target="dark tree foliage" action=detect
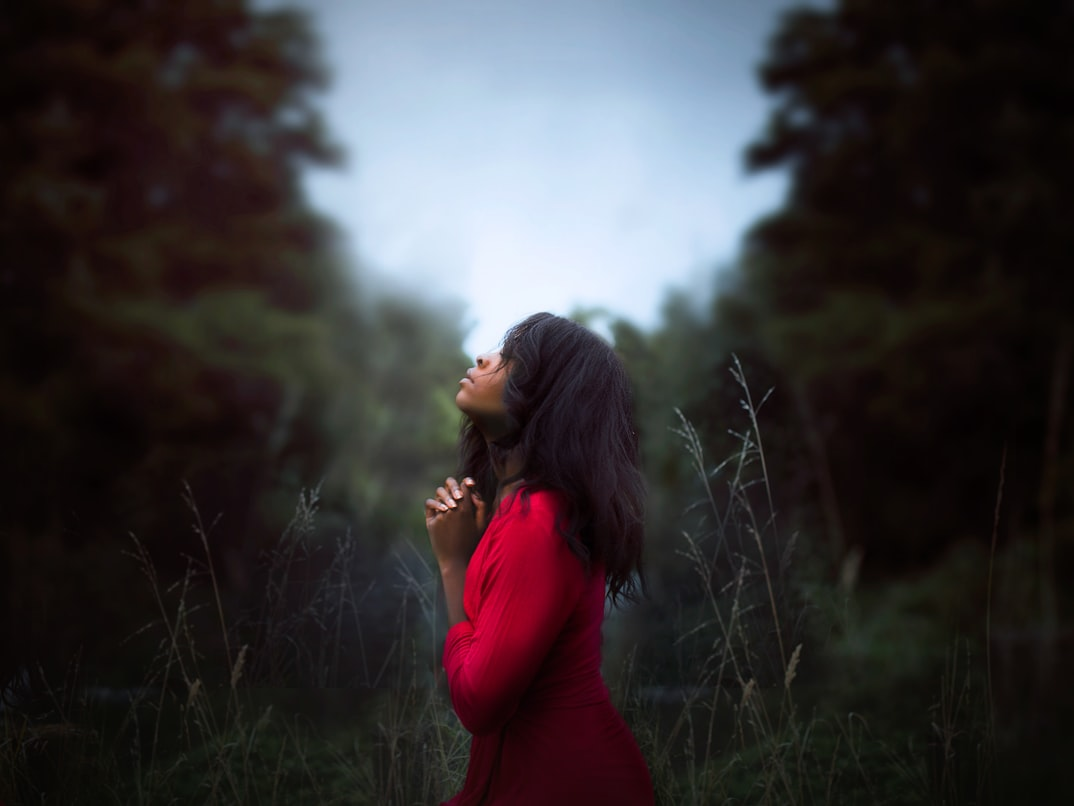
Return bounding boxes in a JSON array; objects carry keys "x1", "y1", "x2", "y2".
[
  {"x1": 2, "y1": 0, "x2": 338, "y2": 532},
  {"x1": 0, "y1": 1, "x2": 466, "y2": 683},
  {"x1": 741, "y1": 0, "x2": 1074, "y2": 568}
]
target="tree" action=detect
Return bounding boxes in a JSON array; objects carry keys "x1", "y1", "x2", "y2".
[
  {"x1": 0, "y1": 0, "x2": 467, "y2": 682},
  {"x1": 741, "y1": 0, "x2": 1074, "y2": 570}
]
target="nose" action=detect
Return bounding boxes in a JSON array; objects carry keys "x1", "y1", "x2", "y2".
[{"x1": 475, "y1": 353, "x2": 488, "y2": 369}]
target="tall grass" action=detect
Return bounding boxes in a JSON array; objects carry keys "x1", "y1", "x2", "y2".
[
  {"x1": 0, "y1": 360, "x2": 1019, "y2": 804},
  {"x1": 0, "y1": 486, "x2": 469, "y2": 805},
  {"x1": 614, "y1": 357, "x2": 998, "y2": 805}
]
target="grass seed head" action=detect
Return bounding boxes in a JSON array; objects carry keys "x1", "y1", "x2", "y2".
[{"x1": 784, "y1": 643, "x2": 803, "y2": 691}]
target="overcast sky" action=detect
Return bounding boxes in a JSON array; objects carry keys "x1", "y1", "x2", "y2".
[{"x1": 286, "y1": 0, "x2": 810, "y2": 354}]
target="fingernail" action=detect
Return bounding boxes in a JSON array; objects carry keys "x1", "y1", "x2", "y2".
[{"x1": 464, "y1": 477, "x2": 475, "y2": 485}]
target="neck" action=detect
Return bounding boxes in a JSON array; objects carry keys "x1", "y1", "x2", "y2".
[
  {"x1": 491, "y1": 445, "x2": 523, "y2": 484},
  {"x1": 468, "y1": 415, "x2": 525, "y2": 497}
]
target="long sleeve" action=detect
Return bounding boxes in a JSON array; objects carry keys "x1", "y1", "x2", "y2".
[{"x1": 442, "y1": 492, "x2": 585, "y2": 736}]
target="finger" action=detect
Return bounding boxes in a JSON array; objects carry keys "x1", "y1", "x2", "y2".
[
  {"x1": 436, "y1": 486, "x2": 458, "y2": 509},
  {"x1": 468, "y1": 477, "x2": 485, "y2": 502},
  {"x1": 445, "y1": 476, "x2": 464, "y2": 500},
  {"x1": 461, "y1": 478, "x2": 481, "y2": 503},
  {"x1": 425, "y1": 497, "x2": 449, "y2": 516}
]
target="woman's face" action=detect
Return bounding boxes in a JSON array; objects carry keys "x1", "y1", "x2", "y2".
[{"x1": 456, "y1": 351, "x2": 510, "y2": 434}]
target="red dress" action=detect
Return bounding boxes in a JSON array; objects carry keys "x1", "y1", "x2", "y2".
[{"x1": 442, "y1": 489, "x2": 653, "y2": 805}]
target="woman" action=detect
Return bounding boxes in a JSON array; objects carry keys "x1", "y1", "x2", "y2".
[{"x1": 425, "y1": 312, "x2": 653, "y2": 805}]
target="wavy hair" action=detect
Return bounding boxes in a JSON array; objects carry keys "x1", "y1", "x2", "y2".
[{"x1": 458, "y1": 312, "x2": 645, "y2": 604}]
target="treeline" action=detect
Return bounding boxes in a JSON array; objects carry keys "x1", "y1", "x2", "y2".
[
  {"x1": 621, "y1": 0, "x2": 1073, "y2": 597},
  {"x1": 0, "y1": 1, "x2": 466, "y2": 686},
  {"x1": 2, "y1": 0, "x2": 1071, "y2": 699},
  {"x1": 614, "y1": 0, "x2": 1074, "y2": 696}
]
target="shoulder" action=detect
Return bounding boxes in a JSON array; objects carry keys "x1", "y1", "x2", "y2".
[
  {"x1": 495, "y1": 487, "x2": 562, "y2": 529},
  {"x1": 480, "y1": 488, "x2": 583, "y2": 581},
  {"x1": 482, "y1": 488, "x2": 567, "y2": 554}
]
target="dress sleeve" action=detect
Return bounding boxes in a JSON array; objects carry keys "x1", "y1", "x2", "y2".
[{"x1": 442, "y1": 495, "x2": 584, "y2": 736}]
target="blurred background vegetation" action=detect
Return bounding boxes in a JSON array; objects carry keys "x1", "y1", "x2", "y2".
[
  {"x1": 1, "y1": 0, "x2": 469, "y2": 688},
  {"x1": 1, "y1": 0, "x2": 1071, "y2": 802}
]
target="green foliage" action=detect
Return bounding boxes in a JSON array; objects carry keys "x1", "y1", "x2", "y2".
[
  {"x1": 0, "y1": 487, "x2": 468, "y2": 806},
  {"x1": 4, "y1": 387, "x2": 1070, "y2": 804},
  {"x1": 607, "y1": 386, "x2": 1017, "y2": 805},
  {"x1": 4, "y1": 0, "x2": 1072, "y2": 800},
  {"x1": 733, "y1": 0, "x2": 1074, "y2": 565},
  {"x1": 611, "y1": 282, "x2": 806, "y2": 599},
  {"x1": 0, "y1": 0, "x2": 468, "y2": 688}
]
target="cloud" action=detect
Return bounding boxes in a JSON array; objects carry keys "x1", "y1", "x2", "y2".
[{"x1": 290, "y1": 0, "x2": 795, "y2": 353}]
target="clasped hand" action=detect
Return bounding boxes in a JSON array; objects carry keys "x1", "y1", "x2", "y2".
[{"x1": 425, "y1": 476, "x2": 487, "y2": 571}]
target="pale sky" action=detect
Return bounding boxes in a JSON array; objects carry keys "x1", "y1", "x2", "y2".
[{"x1": 284, "y1": 0, "x2": 808, "y2": 355}]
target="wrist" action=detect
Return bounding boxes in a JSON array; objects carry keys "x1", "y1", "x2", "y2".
[
  {"x1": 439, "y1": 560, "x2": 468, "y2": 579},
  {"x1": 439, "y1": 561, "x2": 469, "y2": 627}
]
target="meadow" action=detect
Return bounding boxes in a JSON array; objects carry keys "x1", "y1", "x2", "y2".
[{"x1": 2, "y1": 372, "x2": 1067, "y2": 805}]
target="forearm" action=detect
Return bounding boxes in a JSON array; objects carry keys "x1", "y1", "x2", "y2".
[{"x1": 440, "y1": 562, "x2": 469, "y2": 627}]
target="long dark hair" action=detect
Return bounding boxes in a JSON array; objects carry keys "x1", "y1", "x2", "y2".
[{"x1": 459, "y1": 312, "x2": 645, "y2": 604}]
